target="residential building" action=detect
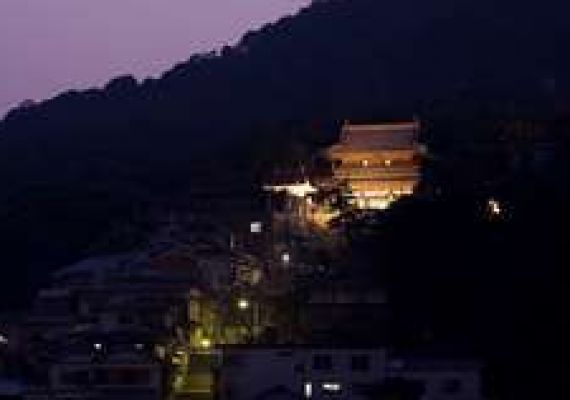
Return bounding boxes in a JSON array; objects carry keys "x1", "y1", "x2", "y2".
[{"x1": 218, "y1": 347, "x2": 482, "y2": 400}]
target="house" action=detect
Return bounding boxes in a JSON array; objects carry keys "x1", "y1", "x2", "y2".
[{"x1": 218, "y1": 346, "x2": 482, "y2": 400}]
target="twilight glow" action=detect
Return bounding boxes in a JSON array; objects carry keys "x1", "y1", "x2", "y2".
[{"x1": 0, "y1": 0, "x2": 311, "y2": 115}]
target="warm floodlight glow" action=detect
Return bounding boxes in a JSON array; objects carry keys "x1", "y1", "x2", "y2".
[
  {"x1": 200, "y1": 338, "x2": 212, "y2": 349},
  {"x1": 264, "y1": 181, "x2": 317, "y2": 198}
]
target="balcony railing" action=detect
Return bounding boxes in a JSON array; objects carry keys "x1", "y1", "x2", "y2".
[{"x1": 333, "y1": 166, "x2": 420, "y2": 180}]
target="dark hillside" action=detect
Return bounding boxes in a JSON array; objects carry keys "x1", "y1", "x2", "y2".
[{"x1": 1, "y1": 0, "x2": 569, "y2": 308}]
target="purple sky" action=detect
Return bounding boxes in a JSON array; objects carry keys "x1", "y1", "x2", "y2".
[{"x1": 0, "y1": 0, "x2": 310, "y2": 116}]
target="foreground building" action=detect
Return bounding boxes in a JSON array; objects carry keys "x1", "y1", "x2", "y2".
[
  {"x1": 27, "y1": 330, "x2": 164, "y2": 400},
  {"x1": 19, "y1": 213, "x2": 277, "y2": 400},
  {"x1": 21, "y1": 252, "x2": 211, "y2": 400},
  {"x1": 218, "y1": 346, "x2": 482, "y2": 400},
  {"x1": 326, "y1": 121, "x2": 422, "y2": 210}
]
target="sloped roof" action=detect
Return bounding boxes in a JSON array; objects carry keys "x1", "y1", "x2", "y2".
[
  {"x1": 53, "y1": 253, "x2": 138, "y2": 279},
  {"x1": 330, "y1": 122, "x2": 419, "y2": 152}
]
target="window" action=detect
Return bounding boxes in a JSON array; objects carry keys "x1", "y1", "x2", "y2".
[
  {"x1": 94, "y1": 368, "x2": 110, "y2": 385},
  {"x1": 60, "y1": 370, "x2": 89, "y2": 386},
  {"x1": 276, "y1": 350, "x2": 293, "y2": 357},
  {"x1": 350, "y1": 355, "x2": 370, "y2": 372},
  {"x1": 94, "y1": 368, "x2": 151, "y2": 386},
  {"x1": 322, "y1": 382, "x2": 342, "y2": 393},
  {"x1": 313, "y1": 354, "x2": 333, "y2": 371},
  {"x1": 224, "y1": 354, "x2": 244, "y2": 367},
  {"x1": 120, "y1": 368, "x2": 151, "y2": 385},
  {"x1": 441, "y1": 379, "x2": 462, "y2": 394}
]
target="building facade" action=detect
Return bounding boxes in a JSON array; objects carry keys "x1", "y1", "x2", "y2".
[
  {"x1": 327, "y1": 122, "x2": 422, "y2": 210},
  {"x1": 218, "y1": 347, "x2": 482, "y2": 400}
]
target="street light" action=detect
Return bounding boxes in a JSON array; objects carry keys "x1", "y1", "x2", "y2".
[
  {"x1": 237, "y1": 298, "x2": 250, "y2": 310},
  {"x1": 200, "y1": 338, "x2": 212, "y2": 349}
]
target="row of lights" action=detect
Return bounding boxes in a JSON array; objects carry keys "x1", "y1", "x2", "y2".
[{"x1": 361, "y1": 159, "x2": 392, "y2": 167}]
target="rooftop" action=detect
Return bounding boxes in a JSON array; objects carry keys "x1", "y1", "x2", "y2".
[{"x1": 329, "y1": 121, "x2": 420, "y2": 152}]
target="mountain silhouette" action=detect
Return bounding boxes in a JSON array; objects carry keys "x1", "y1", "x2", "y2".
[{"x1": 0, "y1": 0, "x2": 569, "y2": 307}]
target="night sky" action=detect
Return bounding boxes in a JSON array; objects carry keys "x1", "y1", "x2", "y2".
[{"x1": 0, "y1": 0, "x2": 310, "y2": 115}]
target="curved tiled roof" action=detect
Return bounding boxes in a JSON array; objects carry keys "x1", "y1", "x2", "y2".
[{"x1": 331, "y1": 122, "x2": 419, "y2": 152}]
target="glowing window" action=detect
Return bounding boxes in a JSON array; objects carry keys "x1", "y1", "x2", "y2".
[
  {"x1": 322, "y1": 382, "x2": 342, "y2": 393},
  {"x1": 250, "y1": 221, "x2": 262, "y2": 233}
]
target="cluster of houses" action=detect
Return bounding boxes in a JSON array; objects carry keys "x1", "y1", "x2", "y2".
[{"x1": 1, "y1": 122, "x2": 484, "y2": 400}]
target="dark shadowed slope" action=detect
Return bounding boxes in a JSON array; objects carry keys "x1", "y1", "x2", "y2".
[{"x1": 0, "y1": 0, "x2": 569, "y2": 308}]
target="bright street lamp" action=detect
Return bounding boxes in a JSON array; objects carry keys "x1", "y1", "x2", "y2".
[{"x1": 237, "y1": 298, "x2": 250, "y2": 310}]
